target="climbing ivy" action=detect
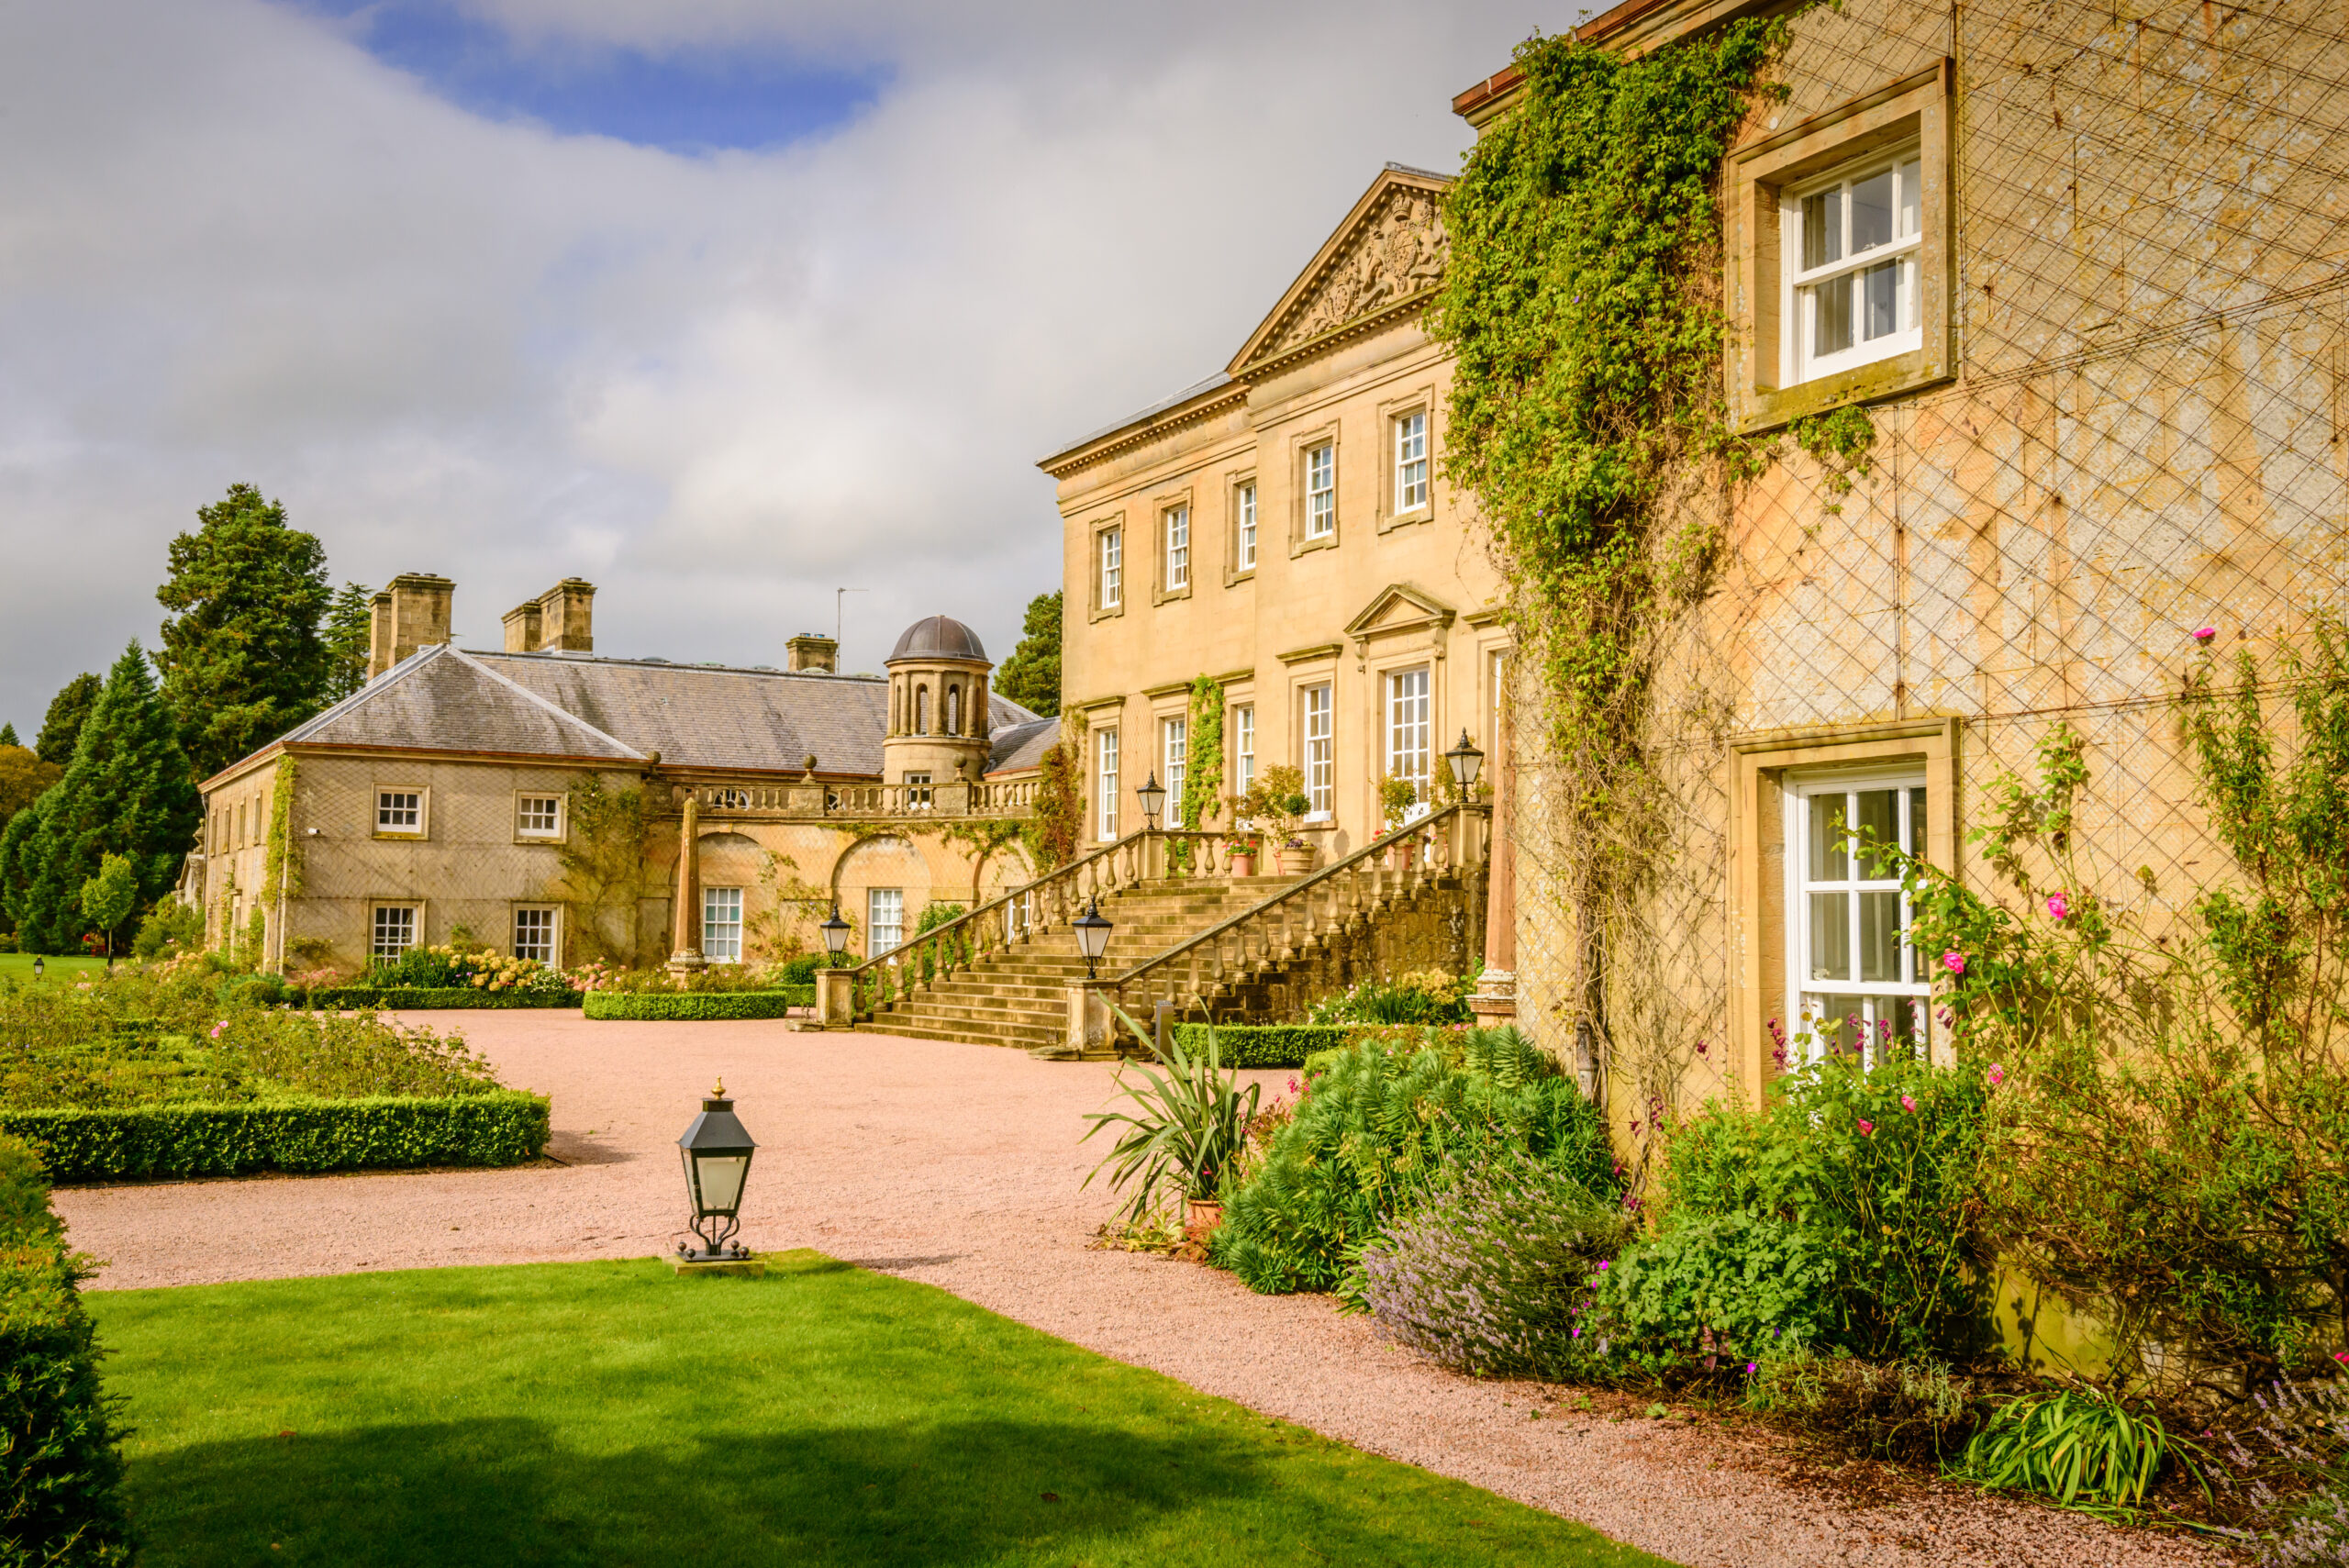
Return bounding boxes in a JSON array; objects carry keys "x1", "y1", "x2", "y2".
[
  {"x1": 1182, "y1": 675, "x2": 1225, "y2": 833},
  {"x1": 260, "y1": 757, "x2": 301, "y2": 905}
]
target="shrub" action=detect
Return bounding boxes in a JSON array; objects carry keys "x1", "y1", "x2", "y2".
[
  {"x1": 1742, "y1": 1344, "x2": 1984, "y2": 1464},
  {"x1": 1592, "y1": 1211, "x2": 1836, "y2": 1377},
  {"x1": 304, "y1": 986, "x2": 583, "y2": 1011},
  {"x1": 0, "y1": 1134, "x2": 130, "y2": 1563},
  {"x1": 1209, "y1": 1029, "x2": 1615, "y2": 1295},
  {"x1": 583, "y1": 989, "x2": 808, "y2": 1021},
  {"x1": 1, "y1": 1093, "x2": 550, "y2": 1184},
  {"x1": 2219, "y1": 1373, "x2": 2349, "y2": 1564},
  {"x1": 1169, "y1": 1023, "x2": 1367, "y2": 1069},
  {"x1": 1082, "y1": 1018, "x2": 1259, "y2": 1225},
  {"x1": 1305, "y1": 970, "x2": 1475, "y2": 1027},
  {"x1": 129, "y1": 898, "x2": 203, "y2": 960},
  {"x1": 1360, "y1": 1140, "x2": 1632, "y2": 1378},
  {"x1": 1954, "y1": 1385, "x2": 2172, "y2": 1509}
]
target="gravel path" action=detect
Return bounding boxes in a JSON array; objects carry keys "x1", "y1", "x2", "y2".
[{"x1": 55, "y1": 1013, "x2": 2221, "y2": 1568}]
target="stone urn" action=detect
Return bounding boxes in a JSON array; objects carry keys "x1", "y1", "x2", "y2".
[
  {"x1": 1185, "y1": 1197, "x2": 1224, "y2": 1244},
  {"x1": 1275, "y1": 845, "x2": 1316, "y2": 875}
]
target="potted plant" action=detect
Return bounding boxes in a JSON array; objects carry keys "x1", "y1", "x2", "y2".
[
  {"x1": 1230, "y1": 764, "x2": 1316, "y2": 875},
  {"x1": 1081, "y1": 1012, "x2": 1259, "y2": 1247},
  {"x1": 1379, "y1": 775, "x2": 1421, "y2": 869},
  {"x1": 1228, "y1": 831, "x2": 1262, "y2": 877}
]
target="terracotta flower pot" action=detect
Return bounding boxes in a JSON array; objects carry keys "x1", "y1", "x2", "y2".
[
  {"x1": 1230, "y1": 852, "x2": 1258, "y2": 877},
  {"x1": 1276, "y1": 847, "x2": 1316, "y2": 875},
  {"x1": 1386, "y1": 839, "x2": 1417, "y2": 872},
  {"x1": 1185, "y1": 1197, "x2": 1224, "y2": 1243}
]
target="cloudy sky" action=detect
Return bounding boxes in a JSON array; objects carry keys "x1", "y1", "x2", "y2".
[{"x1": 0, "y1": 0, "x2": 1554, "y2": 736}]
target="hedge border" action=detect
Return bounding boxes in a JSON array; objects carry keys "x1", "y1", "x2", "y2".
[
  {"x1": 0, "y1": 1092, "x2": 551, "y2": 1184},
  {"x1": 583, "y1": 988, "x2": 813, "y2": 1021},
  {"x1": 303, "y1": 987, "x2": 584, "y2": 1010},
  {"x1": 1168, "y1": 1023, "x2": 1375, "y2": 1069}
]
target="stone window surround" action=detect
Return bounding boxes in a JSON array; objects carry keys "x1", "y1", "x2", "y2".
[
  {"x1": 1087, "y1": 513, "x2": 1127, "y2": 622},
  {"x1": 1725, "y1": 61, "x2": 1954, "y2": 434},
  {"x1": 1277, "y1": 650, "x2": 1339, "y2": 823},
  {"x1": 1289, "y1": 420, "x2": 1341, "y2": 556},
  {"x1": 369, "y1": 899, "x2": 424, "y2": 960},
  {"x1": 1152, "y1": 486, "x2": 1196, "y2": 606},
  {"x1": 373, "y1": 784, "x2": 429, "y2": 841},
  {"x1": 1464, "y1": 612, "x2": 1512, "y2": 751},
  {"x1": 510, "y1": 902, "x2": 562, "y2": 963},
  {"x1": 1224, "y1": 467, "x2": 1260, "y2": 586},
  {"x1": 1728, "y1": 718, "x2": 1960, "y2": 1109},
  {"x1": 1375, "y1": 385, "x2": 1438, "y2": 532},
  {"x1": 513, "y1": 790, "x2": 567, "y2": 844}
]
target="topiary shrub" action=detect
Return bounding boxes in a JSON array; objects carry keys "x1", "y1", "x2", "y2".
[
  {"x1": 2, "y1": 1092, "x2": 551, "y2": 1183},
  {"x1": 0, "y1": 1133, "x2": 130, "y2": 1563},
  {"x1": 583, "y1": 989, "x2": 809, "y2": 1021},
  {"x1": 304, "y1": 986, "x2": 584, "y2": 1011},
  {"x1": 1168, "y1": 1023, "x2": 1367, "y2": 1069}
]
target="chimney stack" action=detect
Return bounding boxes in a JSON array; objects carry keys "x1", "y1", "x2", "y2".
[
  {"x1": 535, "y1": 579, "x2": 596, "y2": 652},
  {"x1": 366, "y1": 573, "x2": 455, "y2": 681},
  {"x1": 785, "y1": 633, "x2": 839, "y2": 673},
  {"x1": 501, "y1": 600, "x2": 542, "y2": 652}
]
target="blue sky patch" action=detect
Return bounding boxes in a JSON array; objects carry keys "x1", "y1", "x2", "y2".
[{"x1": 293, "y1": 1, "x2": 887, "y2": 153}]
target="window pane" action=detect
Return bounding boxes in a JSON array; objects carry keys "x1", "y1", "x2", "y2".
[
  {"x1": 1809, "y1": 891, "x2": 1851, "y2": 980},
  {"x1": 1811, "y1": 273, "x2": 1854, "y2": 357},
  {"x1": 1859, "y1": 889, "x2": 1903, "y2": 982},
  {"x1": 1854, "y1": 788, "x2": 1899, "y2": 878},
  {"x1": 1807, "y1": 794, "x2": 1849, "y2": 881},
  {"x1": 1862, "y1": 258, "x2": 1902, "y2": 342},
  {"x1": 1852, "y1": 165, "x2": 1894, "y2": 252},
  {"x1": 1908, "y1": 787, "x2": 1926, "y2": 856},
  {"x1": 1305, "y1": 685, "x2": 1333, "y2": 814},
  {"x1": 1802, "y1": 186, "x2": 1842, "y2": 268},
  {"x1": 1898, "y1": 158, "x2": 1920, "y2": 238}
]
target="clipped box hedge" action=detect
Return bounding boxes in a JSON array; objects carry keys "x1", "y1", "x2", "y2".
[
  {"x1": 0, "y1": 1092, "x2": 551, "y2": 1185},
  {"x1": 583, "y1": 987, "x2": 813, "y2": 1022},
  {"x1": 1168, "y1": 1023, "x2": 1370, "y2": 1069},
  {"x1": 0, "y1": 1134, "x2": 132, "y2": 1564},
  {"x1": 303, "y1": 986, "x2": 584, "y2": 1010}
]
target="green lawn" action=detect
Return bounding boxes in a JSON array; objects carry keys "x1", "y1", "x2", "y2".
[
  {"x1": 90, "y1": 1253, "x2": 1671, "y2": 1568},
  {"x1": 0, "y1": 952, "x2": 108, "y2": 981}
]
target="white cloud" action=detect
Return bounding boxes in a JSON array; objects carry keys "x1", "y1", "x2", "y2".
[{"x1": 0, "y1": 0, "x2": 1537, "y2": 723}]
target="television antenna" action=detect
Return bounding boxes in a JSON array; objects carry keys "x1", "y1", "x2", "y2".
[{"x1": 836, "y1": 587, "x2": 868, "y2": 647}]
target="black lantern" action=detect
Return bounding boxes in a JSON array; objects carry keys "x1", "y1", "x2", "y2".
[
  {"x1": 676, "y1": 1080, "x2": 757, "y2": 1262},
  {"x1": 1135, "y1": 771, "x2": 1165, "y2": 830},
  {"x1": 30, "y1": 956, "x2": 42, "y2": 981},
  {"x1": 1444, "y1": 730, "x2": 1486, "y2": 795},
  {"x1": 820, "y1": 903, "x2": 852, "y2": 960},
  {"x1": 1073, "y1": 897, "x2": 1113, "y2": 981}
]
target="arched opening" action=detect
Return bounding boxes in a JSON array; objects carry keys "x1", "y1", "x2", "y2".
[
  {"x1": 916, "y1": 684, "x2": 930, "y2": 735},
  {"x1": 945, "y1": 684, "x2": 963, "y2": 736}
]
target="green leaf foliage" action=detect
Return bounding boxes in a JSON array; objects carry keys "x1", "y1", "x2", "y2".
[
  {"x1": 0, "y1": 725, "x2": 14, "y2": 749},
  {"x1": 994, "y1": 590, "x2": 1062, "y2": 717},
  {"x1": 33, "y1": 674, "x2": 99, "y2": 768},
  {"x1": 1954, "y1": 1386, "x2": 2171, "y2": 1511},
  {"x1": 2, "y1": 643, "x2": 201, "y2": 956},
  {"x1": 1168, "y1": 1023, "x2": 1371, "y2": 1069},
  {"x1": 0, "y1": 743, "x2": 61, "y2": 840},
  {"x1": 1593, "y1": 1211, "x2": 1836, "y2": 1376},
  {"x1": 1082, "y1": 1011, "x2": 1261, "y2": 1223},
  {"x1": 303, "y1": 987, "x2": 584, "y2": 1011},
  {"x1": 582, "y1": 989, "x2": 808, "y2": 1021},
  {"x1": 0, "y1": 1094, "x2": 550, "y2": 1184},
  {"x1": 0, "y1": 1133, "x2": 131, "y2": 1564},
  {"x1": 152, "y1": 482, "x2": 334, "y2": 780},
  {"x1": 77, "y1": 853, "x2": 139, "y2": 956}
]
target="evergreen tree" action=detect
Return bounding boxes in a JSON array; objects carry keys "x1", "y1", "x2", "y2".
[
  {"x1": 995, "y1": 591, "x2": 1063, "y2": 717},
  {"x1": 154, "y1": 482, "x2": 331, "y2": 781},
  {"x1": 2, "y1": 644, "x2": 200, "y2": 954},
  {"x1": 319, "y1": 581, "x2": 375, "y2": 704},
  {"x1": 0, "y1": 724, "x2": 16, "y2": 748},
  {"x1": 34, "y1": 673, "x2": 99, "y2": 764}
]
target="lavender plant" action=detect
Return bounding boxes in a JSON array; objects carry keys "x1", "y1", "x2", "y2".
[{"x1": 2220, "y1": 1374, "x2": 2349, "y2": 1564}]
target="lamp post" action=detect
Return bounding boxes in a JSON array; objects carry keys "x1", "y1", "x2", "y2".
[
  {"x1": 1136, "y1": 772, "x2": 1165, "y2": 832},
  {"x1": 1444, "y1": 730, "x2": 1486, "y2": 797},
  {"x1": 675, "y1": 1080, "x2": 757, "y2": 1267},
  {"x1": 31, "y1": 956, "x2": 42, "y2": 981},
  {"x1": 820, "y1": 903, "x2": 852, "y2": 962},
  {"x1": 1073, "y1": 897, "x2": 1113, "y2": 981}
]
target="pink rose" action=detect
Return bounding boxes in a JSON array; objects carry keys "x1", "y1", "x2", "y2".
[
  {"x1": 1857, "y1": 1118, "x2": 1876, "y2": 1136},
  {"x1": 2193, "y1": 627, "x2": 2217, "y2": 642},
  {"x1": 1942, "y1": 951, "x2": 1965, "y2": 975},
  {"x1": 1987, "y1": 1062, "x2": 2006, "y2": 1087},
  {"x1": 2046, "y1": 891, "x2": 2070, "y2": 920},
  {"x1": 1900, "y1": 1094, "x2": 1918, "y2": 1113}
]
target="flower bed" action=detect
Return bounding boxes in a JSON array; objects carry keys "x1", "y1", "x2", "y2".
[{"x1": 583, "y1": 988, "x2": 812, "y2": 1021}]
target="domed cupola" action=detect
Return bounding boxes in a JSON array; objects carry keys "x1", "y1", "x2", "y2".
[{"x1": 882, "y1": 616, "x2": 994, "y2": 790}]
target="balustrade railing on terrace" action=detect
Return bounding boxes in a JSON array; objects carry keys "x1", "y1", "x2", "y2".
[
  {"x1": 1107, "y1": 803, "x2": 1487, "y2": 1021},
  {"x1": 673, "y1": 777, "x2": 1038, "y2": 819}
]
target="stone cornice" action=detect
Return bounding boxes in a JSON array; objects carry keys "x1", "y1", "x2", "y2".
[
  {"x1": 1277, "y1": 642, "x2": 1343, "y2": 666},
  {"x1": 1037, "y1": 381, "x2": 1252, "y2": 481}
]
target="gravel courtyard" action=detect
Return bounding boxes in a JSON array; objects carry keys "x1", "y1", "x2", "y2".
[{"x1": 54, "y1": 1012, "x2": 2216, "y2": 1568}]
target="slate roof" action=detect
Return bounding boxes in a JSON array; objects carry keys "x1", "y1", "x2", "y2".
[
  {"x1": 250, "y1": 644, "x2": 1046, "y2": 781},
  {"x1": 985, "y1": 717, "x2": 1059, "y2": 777}
]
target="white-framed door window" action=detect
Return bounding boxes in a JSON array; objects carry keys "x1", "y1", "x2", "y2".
[
  {"x1": 1302, "y1": 684, "x2": 1333, "y2": 818},
  {"x1": 1163, "y1": 717, "x2": 1187, "y2": 829},
  {"x1": 702, "y1": 886, "x2": 743, "y2": 962},
  {"x1": 1096, "y1": 727, "x2": 1119, "y2": 840},
  {"x1": 1233, "y1": 705, "x2": 1255, "y2": 795},
  {"x1": 1386, "y1": 666, "x2": 1431, "y2": 815},
  {"x1": 1785, "y1": 772, "x2": 1931, "y2": 1065},
  {"x1": 868, "y1": 887, "x2": 905, "y2": 955},
  {"x1": 1393, "y1": 410, "x2": 1429, "y2": 512},
  {"x1": 1783, "y1": 148, "x2": 1923, "y2": 386},
  {"x1": 1164, "y1": 506, "x2": 1189, "y2": 592}
]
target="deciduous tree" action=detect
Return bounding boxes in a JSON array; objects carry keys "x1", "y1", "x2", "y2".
[{"x1": 0, "y1": 746, "x2": 61, "y2": 837}]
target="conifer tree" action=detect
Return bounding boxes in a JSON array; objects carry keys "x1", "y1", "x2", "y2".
[
  {"x1": 34, "y1": 673, "x2": 99, "y2": 764},
  {"x1": 2, "y1": 645, "x2": 200, "y2": 954},
  {"x1": 154, "y1": 483, "x2": 332, "y2": 781},
  {"x1": 0, "y1": 724, "x2": 16, "y2": 748},
  {"x1": 995, "y1": 591, "x2": 1063, "y2": 717},
  {"x1": 319, "y1": 582, "x2": 375, "y2": 704}
]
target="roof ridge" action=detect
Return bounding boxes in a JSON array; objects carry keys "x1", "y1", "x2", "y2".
[
  {"x1": 276, "y1": 641, "x2": 451, "y2": 746},
  {"x1": 445, "y1": 648, "x2": 647, "y2": 761}
]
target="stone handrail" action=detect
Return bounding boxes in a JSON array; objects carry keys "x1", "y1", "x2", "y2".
[{"x1": 1107, "y1": 804, "x2": 1487, "y2": 1020}]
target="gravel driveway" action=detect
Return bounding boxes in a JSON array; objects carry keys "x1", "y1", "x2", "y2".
[{"x1": 53, "y1": 1012, "x2": 2221, "y2": 1568}]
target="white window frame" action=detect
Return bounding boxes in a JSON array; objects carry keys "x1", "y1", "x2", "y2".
[
  {"x1": 1386, "y1": 666, "x2": 1431, "y2": 816},
  {"x1": 1236, "y1": 482, "x2": 1257, "y2": 573},
  {"x1": 370, "y1": 904, "x2": 419, "y2": 961},
  {"x1": 512, "y1": 906, "x2": 559, "y2": 963},
  {"x1": 516, "y1": 794, "x2": 563, "y2": 840},
  {"x1": 1302, "y1": 684, "x2": 1333, "y2": 819},
  {"x1": 1163, "y1": 717, "x2": 1188, "y2": 830},
  {"x1": 702, "y1": 885, "x2": 744, "y2": 963},
  {"x1": 1304, "y1": 444, "x2": 1336, "y2": 539},
  {"x1": 1100, "y1": 527, "x2": 1123, "y2": 609},
  {"x1": 902, "y1": 771, "x2": 932, "y2": 811},
  {"x1": 1163, "y1": 506, "x2": 1189, "y2": 593},
  {"x1": 1233, "y1": 704, "x2": 1255, "y2": 795},
  {"x1": 1782, "y1": 146, "x2": 1924, "y2": 387},
  {"x1": 1784, "y1": 769, "x2": 1932, "y2": 1066},
  {"x1": 868, "y1": 887, "x2": 905, "y2": 956},
  {"x1": 374, "y1": 788, "x2": 424, "y2": 836},
  {"x1": 1393, "y1": 410, "x2": 1429, "y2": 513},
  {"x1": 1096, "y1": 727, "x2": 1119, "y2": 841}
]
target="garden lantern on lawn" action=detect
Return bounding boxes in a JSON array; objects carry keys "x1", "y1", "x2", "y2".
[
  {"x1": 1074, "y1": 898, "x2": 1113, "y2": 981},
  {"x1": 676, "y1": 1081, "x2": 757, "y2": 1262},
  {"x1": 820, "y1": 904, "x2": 852, "y2": 961},
  {"x1": 30, "y1": 956, "x2": 42, "y2": 981},
  {"x1": 1444, "y1": 731, "x2": 1485, "y2": 796},
  {"x1": 1136, "y1": 772, "x2": 1165, "y2": 831}
]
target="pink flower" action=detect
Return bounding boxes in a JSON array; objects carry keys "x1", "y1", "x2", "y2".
[
  {"x1": 2193, "y1": 626, "x2": 2217, "y2": 642},
  {"x1": 2046, "y1": 891, "x2": 2070, "y2": 920},
  {"x1": 2333, "y1": 1351, "x2": 2349, "y2": 1366},
  {"x1": 1745, "y1": 1361, "x2": 1758, "y2": 1373},
  {"x1": 1900, "y1": 1094, "x2": 1918, "y2": 1113},
  {"x1": 1596, "y1": 1259, "x2": 1610, "y2": 1271},
  {"x1": 1987, "y1": 1062, "x2": 2006, "y2": 1087},
  {"x1": 209, "y1": 1021, "x2": 227, "y2": 1040},
  {"x1": 1857, "y1": 1118, "x2": 1876, "y2": 1136},
  {"x1": 1942, "y1": 951, "x2": 1965, "y2": 975}
]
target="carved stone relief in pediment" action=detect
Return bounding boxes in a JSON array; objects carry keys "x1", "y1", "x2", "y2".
[{"x1": 1266, "y1": 185, "x2": 1449, "y2": 357}]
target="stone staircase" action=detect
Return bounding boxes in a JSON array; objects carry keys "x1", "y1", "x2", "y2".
[{"x1": 850, "y1": 875, "x2": 1301, "y2": 1051}]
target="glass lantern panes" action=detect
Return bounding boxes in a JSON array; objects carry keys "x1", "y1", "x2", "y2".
[
  {"x1": 1789, "y1": 777, "x2": 1929, "y2": 1066},
  {"x1": 1787, "y1": 150, "x2": 1922, "y2": 384}
]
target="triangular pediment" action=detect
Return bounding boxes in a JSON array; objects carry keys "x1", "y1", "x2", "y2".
[
  {"x1": 1228, "y1": 165, "x2": 1453, "y2": 376},
  {"x1": 1344, "y1": 583, "x2": 1457, "y2": 642}
]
